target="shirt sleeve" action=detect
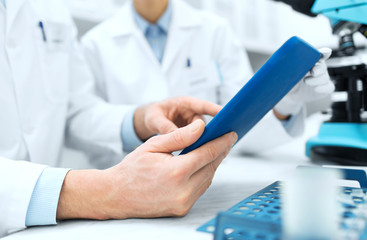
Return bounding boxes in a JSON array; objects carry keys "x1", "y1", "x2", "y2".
[
  {"x1": 121, "y1": 108, "x2": 144, "y2": 153},
  {"x1": 25, "y1": 168, "x2": 70, "y2": 226},
  {"x1": 280, "y1": 106, "x2": 306, "y2": 137}
]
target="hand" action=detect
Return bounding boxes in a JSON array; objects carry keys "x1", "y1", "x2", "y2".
[
  {"x1": 56, "y1": 120, "x2": 237, "y2": 220},
  {"x1": 274, "y1": 48, "x2": 335, "y2": 118},
  {"x1": 134, "y1": 96, "x2": 222, "y2": 141}
]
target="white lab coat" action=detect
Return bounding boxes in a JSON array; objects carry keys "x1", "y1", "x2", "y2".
[
  {"x1": 0, "y1": 0, "x2": 130, "y2": 236},
  {"x1": 81, "y1": 0, "x2": 305, "y2": 155}
]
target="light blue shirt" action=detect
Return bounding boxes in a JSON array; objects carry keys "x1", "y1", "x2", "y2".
[
  {"x1": 0, "y1": 0, "x2": 5, "y2": 8},
  {"x1": 132, "y1": 2, "x2": 172, "y2": 62}
]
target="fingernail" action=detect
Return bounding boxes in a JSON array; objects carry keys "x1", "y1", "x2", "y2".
[
  {"x1": 232, "y1": 132, "x2": 238, "y2": 145},
  {"x1": 190, "y1": 120, "x2": 201, "y2": 132}
]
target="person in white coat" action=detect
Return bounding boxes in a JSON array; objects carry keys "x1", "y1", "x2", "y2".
[
  {"x1": 0, "y1": 0, "x2": 237, "y2": 237},
  {"x1": 81, "y1": 0, "x2": 334, "y2": 155}
]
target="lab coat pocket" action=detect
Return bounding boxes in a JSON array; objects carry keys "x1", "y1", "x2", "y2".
[
  {"x1": 43, "y1": 21, "x2": 72, "y2": 52},
  {"x1": 35, "y1": 21, "x2": 72, "y2": 103},
  {"x1": 182, "y1": 62, "x2": 221, "y2": 102}
]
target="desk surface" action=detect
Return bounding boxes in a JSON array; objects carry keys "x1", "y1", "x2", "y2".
[{"x1": 4, "y1": 114, "x2": 327, "y2": 240}]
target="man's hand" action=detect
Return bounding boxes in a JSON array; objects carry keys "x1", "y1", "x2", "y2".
[
  {"x1": 56, "y1": 120, "x2": 237, "y2": 220},
  {"x1": 133, "y1": 96, "x2": 222, "y2": 141},
  {"x1": 274, "y1": 48, "x2": 335, "y2": 119}
]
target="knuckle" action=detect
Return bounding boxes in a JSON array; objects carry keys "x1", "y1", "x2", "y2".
[
  {"x1": 203, "y1": 179, "x2": 213, "y2": 192},
  {"x1": 177, "y1": 192, "x2": 190, "y2": 205},
  {"x1": 208, "y1": 178, "x2": 214, "y2": 188},
  {"x1": 173, "y1": 207, "x2": 190, "y2": 217},
  {"x1": 172, "y1": 193, "x2": 192, "y2": 216},
  {"x1": 145, "y1": 115, "x2": 155, "y2": 128},
  {"x1": 146, "y1": 135, "x2": 159, "y2": 144},
  {"x1": 145, "y1": 135, "x2": 161, "y2": 148},
  {"x1": 206, "y1": 145, "x2": 219, "y2": 160},
  {"x1": 172, "y1": 130, "x2": 185, "y2": 145},
  {"x1": 145, "y1": 113, "x2": 153, "y2": 122},
  {"x1": 209, "y1": 162, "x2": 216, "y2": 175},
  {"x1": 202, "y1": 165, "x2": 216, "y2": 183},
  {"x1": 169, "y1": 168, "x2": 184, "y2": 182},
  {"x1": 164, "y1": 124, "x2": 177, "y2": 134}
]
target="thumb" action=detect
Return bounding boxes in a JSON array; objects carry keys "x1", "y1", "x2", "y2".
[
  {"x1": 153, "y1": 117, "x2": 179, "y2": 134},
  {"x1": 145, "y1": 119, "x2": 205, "y2": 153}
]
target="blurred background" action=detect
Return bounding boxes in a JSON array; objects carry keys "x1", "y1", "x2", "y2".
[
  {"x1": 61, "y1": 0, "x2": 348, "y2": 168},
  {"x1": 66, "y1": 0, "x2": 342, "y2": 114}
]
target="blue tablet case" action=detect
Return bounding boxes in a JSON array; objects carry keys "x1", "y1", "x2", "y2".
[{"x1": 181, "y1": 36, "x2": 321, "y2": 155}]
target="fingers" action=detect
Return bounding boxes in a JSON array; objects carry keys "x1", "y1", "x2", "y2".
[
  {"x1": 144, "y1": 119, "x2": 205, "y2": 153},
  {"x1": 192, "y1": 115, "x2": 205, "y2": 123},
  {"x1": 176, "y1": 96, "x2": 222, "y2": 117},
  {"x1": 143, "y1": 104, "x2": 179, "y2": 134},
  {"x1": 304, "y1": 70, "x2": 330, "y2": 87},
  {"x1": 304, "y1": 47, "x2": 331, "y2": 81},
  {"x1": 303, "y1": 55, "x2": 335, "y2": 95},
  {"x1": 177, "y1": 131, "x2": 237, "y2": 176},
  {"x1": 314, "y1": 82, "x2": 335, "y2": 94},
  {"x1": 153, "y1": 116, "x2": 179, "y2": 134},
  {"x1": 183, "y1": 149, "x2": 231, "y2": 209},
  {"x1": 308, "y1": 62, "x2": 326, "y2": 78},
  {"x1": 318, "y1": 48, "x2": 332, "y2": 61},
  {"x1": 147, "y1": 97, "x2": 221, "y2": 135},
  {"x1": 303, "y1": 49, "x2": 335, "y2": 96},
  {"x1": 188, "y1": 151, "x2": 227, "y2": 191},
  {"x1": 171, "y1": 147, "x2": 231, "y2": 215},
  {"x1": 304, "y1": 64, "x2": 329, "y2": 86}
]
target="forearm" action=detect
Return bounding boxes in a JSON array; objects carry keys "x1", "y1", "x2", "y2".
[{"x1": 56, "y1": 169, "x2": 111, "y2": 221}]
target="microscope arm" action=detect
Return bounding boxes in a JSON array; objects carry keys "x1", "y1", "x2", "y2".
[{"x1": 273, "y1": 0, "x2": 316, "y2": 17}]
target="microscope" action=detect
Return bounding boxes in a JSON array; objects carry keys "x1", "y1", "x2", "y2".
[{"x1": 276, "y1": 0, "x2": 367, "y2": 165}]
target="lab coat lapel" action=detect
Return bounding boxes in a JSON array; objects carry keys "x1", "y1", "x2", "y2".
[
  {"x1": 6, "y1": 0, "x2": 27, "y2": 33},
  {"x1": 161, "y1": 0, "x2": 201, "y2": 73},
  {"x1": 109, "y1": 3, "x2": 160, "y2": 68}
]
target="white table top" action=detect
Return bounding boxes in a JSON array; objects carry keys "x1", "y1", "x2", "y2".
[{"x1": 4, "y1": 114, "x2": 327, "y2": 240}]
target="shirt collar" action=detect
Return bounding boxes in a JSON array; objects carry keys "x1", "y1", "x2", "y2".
[{"x1": 132, "y1": 1, "x2": 172, "y2": 34}]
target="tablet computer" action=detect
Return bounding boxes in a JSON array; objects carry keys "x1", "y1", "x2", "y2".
[{"x1": 180, "y1": 36, "x2": 322, "y2": 155}]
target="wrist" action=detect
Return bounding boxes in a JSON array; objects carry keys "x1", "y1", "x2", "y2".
[
  {"x1": 134, "y1": 105, "x2": 154, "y2": 141},
  {"x1": 56, "y1": 169, "x2": 111, "y2": 221},
  {"x1": 274, "y1": 100, "x2": 302, "y2": 117},
  {"x1": 273, "y1": 109, "x2": 291, "y2": 121}
]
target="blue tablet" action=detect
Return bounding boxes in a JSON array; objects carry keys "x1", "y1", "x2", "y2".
[{"x1": 180, "y1": 36, "x2": 321, "y2": 155}]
